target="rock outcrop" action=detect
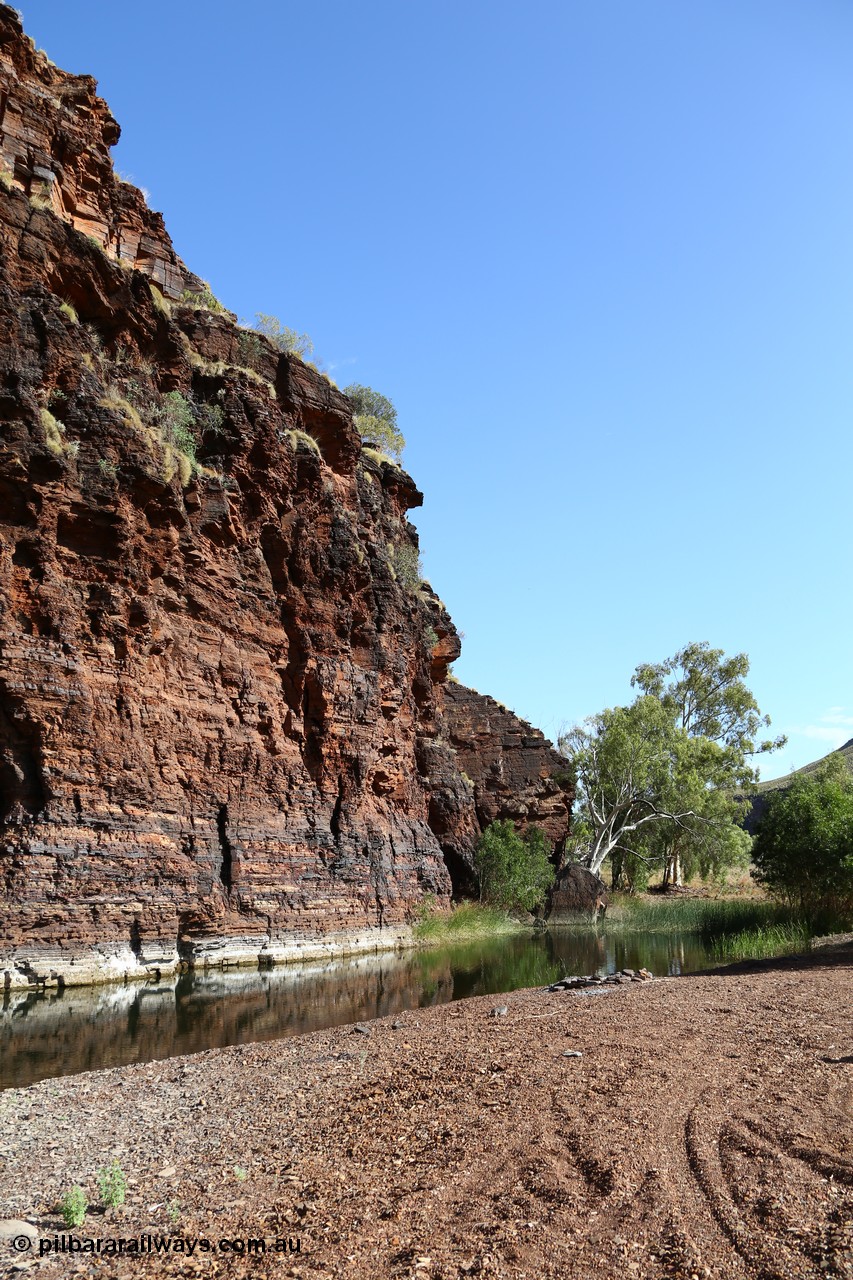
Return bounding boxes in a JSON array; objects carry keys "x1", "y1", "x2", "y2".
[
  {"x1": 0, "y1": 5, "x2": 572, "y2": 989},
  {"x1": 546, "y1": 864, "x2": 608, "y2": 922}
]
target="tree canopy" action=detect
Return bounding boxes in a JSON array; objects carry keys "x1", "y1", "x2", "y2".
[
  {"x1": 343, "y1": 383, "x2": 406, "y2": 462},
  {"x1": 752, "y1": 756, "x2": 853, "y2": 915},
  {"x1": 560, "y1": 642, "x2": 784, "y2": 886}
]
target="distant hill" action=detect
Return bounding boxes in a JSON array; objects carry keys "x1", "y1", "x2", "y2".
[
  {"x1": 743, "y1": 738, "x2": 853, "y2": 833},
  {"x1": 754, "y1": 737, "x2": 853, "y2": 794}
]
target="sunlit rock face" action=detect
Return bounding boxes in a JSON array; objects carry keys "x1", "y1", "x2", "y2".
[{"x1": 0, "y1": 3, "x2": 571, "y2": 988}]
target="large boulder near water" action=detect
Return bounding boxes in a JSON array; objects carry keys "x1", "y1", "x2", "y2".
[{"x1": 547, "y1": 864, "x2": 608, "y2": 922}]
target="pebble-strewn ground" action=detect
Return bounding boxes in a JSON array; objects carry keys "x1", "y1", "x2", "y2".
[{"x1": 1, "y1": 944, "x2": 851, "y2": 1280}]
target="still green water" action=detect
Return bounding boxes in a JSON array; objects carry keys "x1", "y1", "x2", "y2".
[{"x1": 1, "y1": 928, "x2": 715, "y2": 1091}]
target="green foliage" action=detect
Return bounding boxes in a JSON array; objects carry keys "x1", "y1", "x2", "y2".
[
  {"x1": 236, "y1": 329, "x2": 264, "y2": 369},
  {"x1": 98, "y1": 458, "x2": 118, "y2": 479},
  {"x1": 180, "y1": 281, "x2": 226, "y2": 313},
  {"x1": 561, "y1": 643, "x2": 783, "y2": 886},
  {"x1": 60, "y1": 1185, "x2": 88, "y2": 1228},
  {"x1": 197, "y1": 401, "x2": 226, "y2": 439},
  {"x1": 251, "y1": 314, "x2": 313, "y2": 359},
  {"x1": 413, "y1": 900, "x2": 520, "y2": 941},
  {"x1": 752, "y1": 757, "x2": 853, "y2": 916},
  {"x1": 344, "y1": 384, "x2": 406, "y2": 462},
  {"x1": 710, "y1": 920, "x2": 812, "y2": 963},
  {"x1": 393, "y1": 543, "x2": 422, "y2": 591},
  {"x1": 96, "y1": 1161, "x2": 127, "y2": 1207},
  {"x1": 153, "y1": 391, "x2": 196, "y2": 459},
  {"x1": 632, "y1": 641, "x2": 786, "y2": 764},
  {"x1": 474, "y1": 820, "x2": 554, "y2": 912},
  {"x1": 59, "y1": 300, "x2": 78, "y2": 324}
]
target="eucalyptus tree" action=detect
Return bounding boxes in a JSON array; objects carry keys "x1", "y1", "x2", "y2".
[{"x1": 560, "y1": 643, "x2": 784, "y2": 887}]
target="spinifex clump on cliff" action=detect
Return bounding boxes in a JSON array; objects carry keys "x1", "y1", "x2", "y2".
[{"x1": 0, "y1": 5, "x2": 571, "y2": 989}]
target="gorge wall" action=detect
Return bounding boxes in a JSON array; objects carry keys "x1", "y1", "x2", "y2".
[{"x1": 0, "y1": 5, "x2": 572, "y2": 989}]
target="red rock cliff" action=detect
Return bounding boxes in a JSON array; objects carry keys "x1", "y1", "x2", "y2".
[{"x1": 0, "y1": 5, "x2": 571, "y2": 988}]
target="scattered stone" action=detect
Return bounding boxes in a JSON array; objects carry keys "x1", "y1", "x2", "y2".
[
  {"x1": 354, "y1": 1024, "x2": 372, "y2": 1036},
  {"x1": 621, "y1": 968, "x2": 636, "y2": 978},
  {"x1": 562, "y1": 1050, "x2": 583, "y2": 1058},
  {"x1": 157, "y1": 1166, "x2": 177, "y2": 1178},
  {"x1": 0, "y1": 1220, "x2": 38, "y2": 1244},
  {"x1": 391, "y1": 1020, "x2": 404, "y2": 1030},
  {"x1": 489, "y1": 1006, "x2": 508, "y2": 1018}
]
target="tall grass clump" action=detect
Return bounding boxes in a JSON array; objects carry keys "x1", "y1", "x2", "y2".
[
  {"x1": 710, "y1": 920, "x2": 812, "y2": 964},
  {"x1": 413, "y1": 900, "x2": 521, "y2": 943}
]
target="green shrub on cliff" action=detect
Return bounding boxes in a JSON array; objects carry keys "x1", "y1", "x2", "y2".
[
  {"x1": 250, "y1": 314, "x2": 313, "y2": 360},
  {"x1": 180, "y1": 280, "x2": 227, "y2": 313},
  {"x1": 153, "y1": 391, "x2": 196, "y2": 460},
  {"x1": 392, "y1": 543, "x2": 422, "y2": 590},
  {"x1": 343, "y1": 383, "x2": 406, "y2": 462},
  {"x1": 474, "y1": 821, "x2": 554, "y2": 912}
]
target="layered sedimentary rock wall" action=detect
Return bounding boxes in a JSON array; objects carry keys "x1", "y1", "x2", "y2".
[{"x1": 0, "y1": 5, "x2": 572, "y2": 988}]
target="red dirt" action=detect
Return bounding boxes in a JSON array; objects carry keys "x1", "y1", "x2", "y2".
[{"x1": 1, "y1": 943, "x2": 851, "y2": 1279}]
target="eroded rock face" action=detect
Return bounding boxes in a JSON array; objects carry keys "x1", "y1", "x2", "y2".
[
  {"x1": 0, "y1": 6, "x2": 188, "y2": 296},
  {"x1": 441, "y1": 683, "x2": 573, "y2": 860},
  {"x1": 0, "y1": 5, "x2": 571, "y2": 988}
]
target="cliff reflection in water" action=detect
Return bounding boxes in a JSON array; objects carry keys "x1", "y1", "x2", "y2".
[{"x1": 1, "y1": 928, "x2": 715, "y2": 1090}]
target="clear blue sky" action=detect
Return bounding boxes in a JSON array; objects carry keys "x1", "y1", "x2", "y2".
[{"x1": 22, "y1": 1, "x2": 853, "y2": 777}]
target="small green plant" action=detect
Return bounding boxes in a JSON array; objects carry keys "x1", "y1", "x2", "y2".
[
  {"x1": 233, "y1": 1166, "x2": 248, "y2": 1182},
  {"x1": 235, "y1": 329, "x2": 264, "y2": 369},
  {"x1": 424, "y1": 625, "x2": 439, "y2": 648},
  {"x1": 392, "y1": 543, "x2": 422, "y2": 591},
  {"x1": 180, "y1": 281, "x2": 226, "y2": 313},
  {"x1": 59, "y1": 300, "x2": 78, "y2": 324},
  {"x1": 60, "y1": 1185, "x2": 88, "y2": 1228},
  {"x1": 85, "y1": 233, "x2": 105, "y2": 253},
  {"x1": 98, "y1": 458, "x2": 118, "y2": 479},
  {"x1": 198, "y1": 401, "x2": 226, "y2": 438},
  {"x1": 250, "y1": 314, "x2": 313, "y2": 360},
  {"x1": 154, "y1": 391, "x2": 196, "y2": 459},
  {"x1": 0, "y1": 167, "x2": 13, "y2": 191},
  {"x1": 167, "y1": 1199, "x2": 180, "y2": 1224},
  {"x1": 96, "y1": 1161, "x2": 127, "y2": 1208}
]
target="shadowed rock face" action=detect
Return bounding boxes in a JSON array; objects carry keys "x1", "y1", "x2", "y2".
[{"x1": 0, "y1": 5, "x2": 571, "y2": 988}]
